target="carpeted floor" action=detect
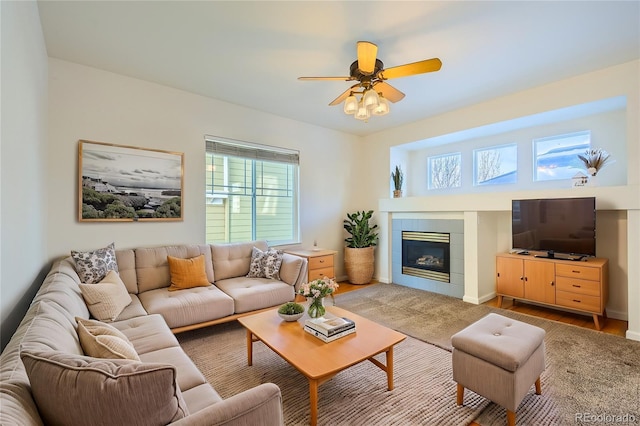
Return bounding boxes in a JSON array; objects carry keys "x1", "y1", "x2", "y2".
[{"x1": 178, "y1": 283, "x2": 640, "y2": 425}]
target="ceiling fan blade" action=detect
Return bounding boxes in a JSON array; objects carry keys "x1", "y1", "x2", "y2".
[
  {"x1": 379, "y1": 58, "x2": 442, "y2": 80},
  {"x1": 374, "y1": 81, "x2": 405, "y2": 103},
  {"x1": 357, "y1": 41, "x2": 378, "y2": 75},
  {"x1": 328, "y1": 84, "x2": 360, "y2": 106},
  {"x1": 298, "y1": 76, "x2": 351, "y2": 81}
]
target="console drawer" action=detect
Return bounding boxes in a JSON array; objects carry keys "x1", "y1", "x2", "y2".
[
  {"x1": 308, "y1": 266, "x2": 334, "y2": 281},
  {"x1": 556, "y1": 264, "x2": 600, "y2": 281},
  {"x1": 309, "y1": 255, "x2": 334, "y2": 270},
  {"x1": 556, "y1": 276, "x2": 601, "y2": 297},
  {"x1": 556, "y1": 290, "x2": 601, "y2": 313}
]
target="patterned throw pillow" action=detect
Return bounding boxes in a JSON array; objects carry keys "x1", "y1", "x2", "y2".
[
  {"x1": 246, "y1": 247, "x2": 266, "y2": 278},
  {"x1": 76, "y1": 317, "x2": 140, "y2": 361},
  {"x1": 263, "y1": 249, "x2": 284, "y2": 280},
  {"x1": 71, "y1": 243, "x2": 119, "y2": 284},
  {"x1": 246, "y1": 247, "x2": 283, "y2": 280}
]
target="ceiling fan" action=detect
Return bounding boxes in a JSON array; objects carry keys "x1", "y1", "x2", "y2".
[{"x1": 298, "y1": 41, "x2": 442, "y2": 120}]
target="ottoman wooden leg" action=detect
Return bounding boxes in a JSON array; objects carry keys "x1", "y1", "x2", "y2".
[
  {"x1": 535, "y1": 377, "x2": 542, "y2": 395},
  {"x1": 456, "y1": 383, "x2": 464, "y2": 405},
  {"x1": 507, "y1": 410, "x2": 516, "y2": 426}
]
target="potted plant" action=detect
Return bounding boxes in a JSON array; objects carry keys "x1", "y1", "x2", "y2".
[
  {"x1": 277, "y1": 302, "x2": 305, "y2": 321},
  {"x1": 391, "y1": 165, "x2": 404, "y2": 198},
  {"x1": 343, "y1": 210, "x2": 379, "y2": 284}
]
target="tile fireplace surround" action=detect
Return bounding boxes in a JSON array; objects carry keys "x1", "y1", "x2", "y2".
[{"x1": 392, "y1": 219, "x2": 464, "y2": 298}]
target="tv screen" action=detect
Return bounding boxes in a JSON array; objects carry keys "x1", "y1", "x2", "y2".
[{"x1": 512, "y1": 197, "x2": 596, "y2": 258}]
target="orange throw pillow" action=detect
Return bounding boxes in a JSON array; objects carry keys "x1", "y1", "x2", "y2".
[{"x1": 167, "y1": 255, "x2": 211, "y2": 291}]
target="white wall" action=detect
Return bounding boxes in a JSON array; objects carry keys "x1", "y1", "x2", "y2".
[
  {"x1": 0, "y1": 1, "x2": 49, "y2": 350},
  {"x1": 366, "y1": 60, "x2": 640, "y2": 340},
  {"x1": 46, "y1": 59, "x2": 363, "y2": 274}
]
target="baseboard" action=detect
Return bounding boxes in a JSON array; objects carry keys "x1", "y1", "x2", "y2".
[
  {"x1": 605, "y1": 308, "x2": 628, "y2": 321},
  {"x1": 463, "y1": 292, "x2": 496, "y2": 305},
  {"x1": 625, "y1": 330, "x2": 640, "y2": 342}
]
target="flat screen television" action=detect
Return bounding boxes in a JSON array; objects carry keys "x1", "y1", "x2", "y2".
[{"x1": 511, "y1": 197, "x2": 596, "y2": 259}]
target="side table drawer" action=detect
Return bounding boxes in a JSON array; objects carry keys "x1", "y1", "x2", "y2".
[
  {"x1": 556, "y1": 290, "x2": 601, "y2": 313},
  {"x1": 309, "y1": 255, "x2": 334, "y2": 270},
  {"x1": 556, "y1": 276, "x2": 601, "y2": 297},
  {"x1": 309, "y1": 266, "x2": 334, "y2": 281},
  {"x1": 556, "y1": 264, "x2": 600, "y2": 281}
]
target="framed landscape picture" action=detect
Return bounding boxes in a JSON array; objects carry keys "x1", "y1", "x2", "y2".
[{"x1": 78, "y1": 140, "x2": 184, "y2": 222}]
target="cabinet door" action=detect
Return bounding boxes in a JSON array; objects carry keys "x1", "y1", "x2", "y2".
[
  {"x1": 496, "y1": 257, "x2": 524, "y2": 298},
  {"x1": 524, "y1": 260, "x2": 556, "y2": 304}
]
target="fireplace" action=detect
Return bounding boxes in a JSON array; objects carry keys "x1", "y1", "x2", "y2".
[{"x1": 402, "y1": 231, "x2": 450, "y2": 283}]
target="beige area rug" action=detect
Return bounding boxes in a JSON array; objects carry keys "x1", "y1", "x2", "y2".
[
  {"x1": 178, "y1": 321, "x2": 489, "y2": 425},
  {"x1": 178, "y1": 283, "x2": 639, "y2": 425},
  {"x1": 334, "y1": 283, "x2": 640, "y2": 425}
]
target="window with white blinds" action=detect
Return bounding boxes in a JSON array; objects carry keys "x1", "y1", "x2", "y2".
[{"x1": 205, "y1": 137, "x2": 299, "y2": 245}]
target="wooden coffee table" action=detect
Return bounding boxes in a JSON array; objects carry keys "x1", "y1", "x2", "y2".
[{"x1": 238, "y1": 306, "x2": 406, "y2": 426}]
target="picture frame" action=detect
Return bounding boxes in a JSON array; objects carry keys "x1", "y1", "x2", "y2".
[{"x1": 78, "y1": 140, "x2": 184, "y2": 222}]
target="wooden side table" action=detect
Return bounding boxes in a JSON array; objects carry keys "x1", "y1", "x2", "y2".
[{"x1": 285, "y1": 248, "x2": 337, "y2": 282}]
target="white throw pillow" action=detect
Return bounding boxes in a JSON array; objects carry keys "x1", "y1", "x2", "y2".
[
  {"x1": 246, "y1": 247, "x2": 266, "y2": 278},
  {"x1": 79, "y1": 270, "x2": 131, "y2": 321}
]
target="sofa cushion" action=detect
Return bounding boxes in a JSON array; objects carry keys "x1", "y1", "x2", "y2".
[
  {"x1": 76, "y1": 318, "x2": 140, "y2": 361},
  {"x1": 215, "y1": 277, "x2": 295, "y2": 314},
  {"x1": 212, "y1": 240, "x2": 268, "y2": 281},
  {"x1": 167, "y1": 255, "x2": 212, "y2": 291},
  {"x1": 111, "y1": 314, "x2": 180, "y2": 356},
  {"x1": 79, "y1": 270, "x2": 132, "y2": 321},
  {"x1": 138, "y1": 286, "x2": 235, "y2": 329},
  {"x1": 20, "y1": 301, "x2": 83, "y2": 355},
  {"x1": 113, "y1": 294, "x2": 148, "y2": 321},
  {"x1": 115, "y1": 249, "x2": 138, "y2": 294},
  {"x1": 71, "y1": 242, "x2": 119, "y2": 284},
  {"x1": 136, "y1": 245, "x2": 214, "y2": 293},
  {"x1": 20, "y1": 349, "x2": 189, "y2": 426}
]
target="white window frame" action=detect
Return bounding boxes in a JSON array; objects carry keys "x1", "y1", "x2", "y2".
[
  {"x1": 428, "y1": 152, "x2": 461, "y2": 190},
  {"x1": 473, "y1": 143, "x2": 518, "y2": 186}
]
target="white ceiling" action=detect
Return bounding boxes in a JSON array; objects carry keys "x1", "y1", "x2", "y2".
[{"x1": 37, "y1": 1, "x2": 640, "y2": 137}]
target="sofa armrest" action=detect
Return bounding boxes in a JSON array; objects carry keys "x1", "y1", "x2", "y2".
[
  {"x1": 278, "y1": 253, "x2": 307, "y2": 289},
  {"x1": 170, "y1": 383, "x2": 283, "y2": 426}
]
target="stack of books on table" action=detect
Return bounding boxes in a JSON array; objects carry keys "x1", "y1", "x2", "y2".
[{"x1": 304, "y1": 316, "x2": 356, "y2": 343}]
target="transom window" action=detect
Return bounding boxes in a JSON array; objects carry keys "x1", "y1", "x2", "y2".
[
  {"x1": 205, "y1": 137, "x2": 299, "y2": 245},
  {"x1": 428, "y1": 152, "x2": 461, "y2": 189},
  {"x1": 473, "y1": 143, "x2": 518, "y2": 186},
  {"x1": 533, "y1": 130, "x2": 590, "y2": 181}
]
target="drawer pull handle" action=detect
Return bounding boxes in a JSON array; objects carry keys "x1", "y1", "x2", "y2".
[
  {"x1": 572, "y1": 284, "x2": 581, "y2": 288},
  {"x1": 572, "y1": 270, "x2": 581, "y2": 273},
  {"x1": 573, "y1": 299, "x2": 581, "y2": 303},
  {"x1": 319, "y1": 260, "x2": 324, "y2": 263}
]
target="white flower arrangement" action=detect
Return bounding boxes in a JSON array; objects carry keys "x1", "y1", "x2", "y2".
[{"x1": 578, "y1": 148, "x2": 612, "y2": 176}]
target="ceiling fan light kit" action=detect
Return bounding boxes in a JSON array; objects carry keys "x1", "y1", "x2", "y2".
[{"x1": 299, "y1": 41, "x2": 441, "y2": 122}]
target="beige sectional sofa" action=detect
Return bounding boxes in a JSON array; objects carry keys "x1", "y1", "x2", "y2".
[{"x1": 0, "y1": 240, "x2": 308, "y2": 425}]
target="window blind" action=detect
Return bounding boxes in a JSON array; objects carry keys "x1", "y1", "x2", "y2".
[{"x1": 206, "y1": 137, "x2": 299, "y2": 165}]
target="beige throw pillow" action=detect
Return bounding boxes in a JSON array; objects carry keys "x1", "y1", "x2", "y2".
[
  {"x1": 76, "y1": 317, "x2": 140, "y2": 361},
  {"x1": 20, "y1": 349, "x2": 189, "y2": 426},
  {"x1": 79, "y1": 270, "x2": 131, "y2": 321}
]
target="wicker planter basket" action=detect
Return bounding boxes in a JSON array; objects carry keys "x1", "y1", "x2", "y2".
[{"x1": 344, "y1": 246, "x2": 375, "y2": 285}]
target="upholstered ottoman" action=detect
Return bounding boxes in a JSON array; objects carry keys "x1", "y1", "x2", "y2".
[{"x1": 451, "y1": 313, "x2": 546, "y2": 426}]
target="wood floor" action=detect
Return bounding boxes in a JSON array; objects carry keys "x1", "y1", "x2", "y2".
[{"x1": 336, "y1": 281, "x2": 628, "y2": 337}]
